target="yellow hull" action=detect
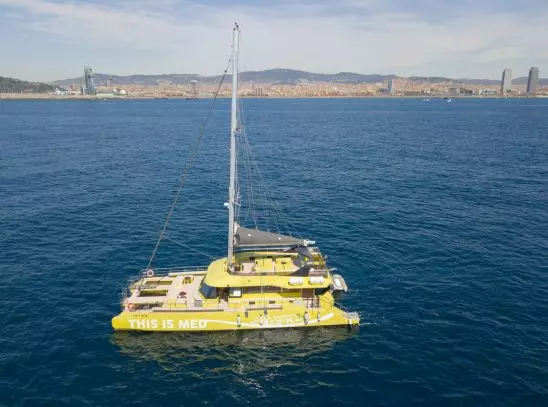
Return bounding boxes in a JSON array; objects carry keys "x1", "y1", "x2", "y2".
[{"x1": 112, "y1": 306, "x2": 358, "y2": 332}]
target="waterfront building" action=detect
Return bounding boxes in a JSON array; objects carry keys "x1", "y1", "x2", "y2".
[
  {"x1": 526, "y1": 67, "x2": 539, "y2": 96},
  {"x1": 388, "y1": 78, "x2": 394, "y2": 94},
  {"x1": 500, "y1": 69, "x2": 512, "y2": 95},
  {"x1": 81, "y1": 66, "x2": 96, "y2": 96}
]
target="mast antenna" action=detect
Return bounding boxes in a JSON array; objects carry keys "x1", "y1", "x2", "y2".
[{"x1": 227, "y1": 22, "x2": 240, "y2": 270}]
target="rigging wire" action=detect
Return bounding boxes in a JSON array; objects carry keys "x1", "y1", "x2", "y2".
[
  {"x1": 239, "y1": 126, "x2": 258, "y2": 229},
  {"x1": 146, "y1": 59, "x2": 231, "y2": 269},
  {"x1": 233, "y1": 27, "x2": 291, "y2": 235},
  {"x1": 240, "y1": 129, "x2": 273, "y2": 231},
  {"x1": 237, "y1": 107, "x2": 298, "y2": 236},
  {"x1": 161, "y1": 235, "x2": 217, "y2": 260},
  {"x1": 237, "y1": 87, "x2": 299, "y2": 236},
  {"x1": 237, "y1": 102, "x2": 265, "y2": 227}
]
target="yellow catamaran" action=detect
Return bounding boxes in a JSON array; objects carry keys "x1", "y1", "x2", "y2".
[{"x1": 112, "y1": 24, "x2": 359, "y2": 332}]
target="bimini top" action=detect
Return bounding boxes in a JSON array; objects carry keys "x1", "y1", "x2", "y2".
[{"x1": 235, "y1": 226, "x2": 305, "y2": 247}]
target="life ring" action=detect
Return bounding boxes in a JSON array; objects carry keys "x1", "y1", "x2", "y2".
[
  {"x1": 127, "y1": 303, "x2": 135, "y2": 312},
  {"x1": 146, "y1": 269, "x2": 154, "y2": 278},
  {"x1": 237, "y1": 315, "x2": 241, "y2": 327},
  {"x1": 258, "y1": 315, "x2": 265, "y2": 326},
  {"x1": 304, "y1": 311, "x2": 310, "y2": 324}
]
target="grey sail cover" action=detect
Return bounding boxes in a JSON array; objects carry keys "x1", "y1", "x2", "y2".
[{"x1": 235, "y1": 226, "x2": 305, "y2": 247}]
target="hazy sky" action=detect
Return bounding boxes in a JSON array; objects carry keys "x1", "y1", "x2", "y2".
[{"x1": 1, "y1": 0, "x2": 547, "y2": 82}]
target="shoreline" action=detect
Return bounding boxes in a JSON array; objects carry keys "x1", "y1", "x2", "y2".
[{"x1": 1, "y1": 94, "x2": 542, "y2": 101}]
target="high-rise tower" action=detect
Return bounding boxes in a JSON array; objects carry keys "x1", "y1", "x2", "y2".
[
  {"x1": 82, "y1": 66, "x2": 96, "y2": 96},
  {"x1": 500, "y1": 69, "x2": 512, "y2": 95},
  {"x1": 526, "y1": 67, "x2": 539, "y2": 96},
  {"x1": 387, "y1": 78, "x2": 394, "y2": 94}
]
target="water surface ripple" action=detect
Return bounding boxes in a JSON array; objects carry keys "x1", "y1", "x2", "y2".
[{"x1": 1, "y1": 98, "x2": 547, "y2": 406}]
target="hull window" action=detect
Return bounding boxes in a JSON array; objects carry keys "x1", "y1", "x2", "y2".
[{"x1": 229, "y1": 287, "x2": 242, "y2": 297}]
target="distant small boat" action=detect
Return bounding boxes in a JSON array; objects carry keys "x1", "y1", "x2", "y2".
[{"x1": 446, "y1": 98, "x2": 452, "y2": 103}]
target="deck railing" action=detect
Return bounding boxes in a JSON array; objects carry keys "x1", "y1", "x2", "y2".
[
  {"x1": 127, "y1": 295, "x2": 355, "y2": 315},
  {"x1": 139, "y1": 265, "x2": 209, "y2": 275},
  {"x1": 119, "y1": 266, "x2": 208, "y2": 308},
  {"x1": 231, "y1": 267, "x2": 328, "y2": 277}
]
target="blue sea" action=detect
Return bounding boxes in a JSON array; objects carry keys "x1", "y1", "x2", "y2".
[{"x1": 1, "y1": 98, "x2": 547, "y2": 406}]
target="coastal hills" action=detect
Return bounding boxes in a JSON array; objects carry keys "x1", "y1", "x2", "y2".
[
  {"x1": 53, "y1": 69, "x2": 398, "y2": 86},
  {"x1": 0, "y1": 76, "x2": 55, "y2": 93},
  {"x1": 1, "y1": 69, "x2": 546, "y2": 94},
  {"x1": 52, "y1": 68, "x2": 547, "y2": 87}
]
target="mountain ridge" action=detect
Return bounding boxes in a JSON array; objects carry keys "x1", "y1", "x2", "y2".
[{"x1": 51, "y1": 68, "x2": 548, "y2": 87}]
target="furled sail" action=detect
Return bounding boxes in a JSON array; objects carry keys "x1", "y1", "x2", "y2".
[{"x1": 235, "y1": 226, "x2": 305, "y2": 247}]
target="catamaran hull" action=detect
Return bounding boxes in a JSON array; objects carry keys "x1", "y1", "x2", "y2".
[{"x1": 112, "y1": 307, "x2": 359, "y2": 332}]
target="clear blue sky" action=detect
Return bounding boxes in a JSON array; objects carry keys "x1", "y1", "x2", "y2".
[{"x1": 0, "y1": 0, "x2": 546, "y2": 82}]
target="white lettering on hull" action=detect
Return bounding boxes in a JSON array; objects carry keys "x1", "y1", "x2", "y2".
[
  {"x1": 128, "y1": 319, "x2": 159, "y2": 329},
  {"x1": 125, "y1": 313, "x2": 335, "y2": 330},
  {"x1": 128, "y1": 319, "x2": 208, "y2": 330}
]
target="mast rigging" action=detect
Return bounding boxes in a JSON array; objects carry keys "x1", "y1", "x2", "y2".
[{"x1": 227, "y1": 22, "x2": 240, "y2": 270}]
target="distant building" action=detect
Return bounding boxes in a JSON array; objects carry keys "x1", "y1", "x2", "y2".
[
  {"x1": 112, "y1": 88, "x2": 127, "y2": 96},
  {"x1": 253, "y1": 87, "x2": 265, "y2": 97},
  {"x1": 190, "y1": 80, "x2": 198, "y2": 97},
  {"x1": 81, "y1": 66, "x2": 96, "y2": 96},
  {"x1": 526, "y1": 67, "x2": 539, "y2": 96},
  {"x1": 500, "y1": 69, "x2": 512, "y2": 95},
  {"x1": 387, "y1": 78, "x2": 394, "y2": 94}
]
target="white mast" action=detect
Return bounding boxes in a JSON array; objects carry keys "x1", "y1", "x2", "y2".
[{"x1": 227, "y1": 23, "x2": 239, "y2": 269}]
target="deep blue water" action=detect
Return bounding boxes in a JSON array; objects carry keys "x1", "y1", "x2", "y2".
[{"x1": 1, "y1": 98, "x2": 547, "y2": 406}]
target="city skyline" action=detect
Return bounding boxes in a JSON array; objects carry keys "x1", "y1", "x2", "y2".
[
  {"x1": 2, "y1": 65, "x2": 545, "y2": 88},
  {"x1": 1, "y1": 64, "x2": 546, "y2": 98},
  {"x1": 51, "y1": 66, "x2": 543, "y2": 85},
  {"x1": 1, "y1": 0, "x2": 547, "y2": 82}
]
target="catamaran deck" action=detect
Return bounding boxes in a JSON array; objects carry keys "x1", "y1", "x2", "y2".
[
  {"x1": 233, "y1": 257, "x2": 328, "y2": 277},
  {"x1": 128, "y1": 274, "x2": 229, "y2": 311},
  {"x1": 125, "y1": 267, "x2": 327, "y2": 313}
]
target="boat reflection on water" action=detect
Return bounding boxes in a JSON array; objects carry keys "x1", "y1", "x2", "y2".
[{"x1": 111, "y1": 327, "x2": 358, "y2": 372}]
